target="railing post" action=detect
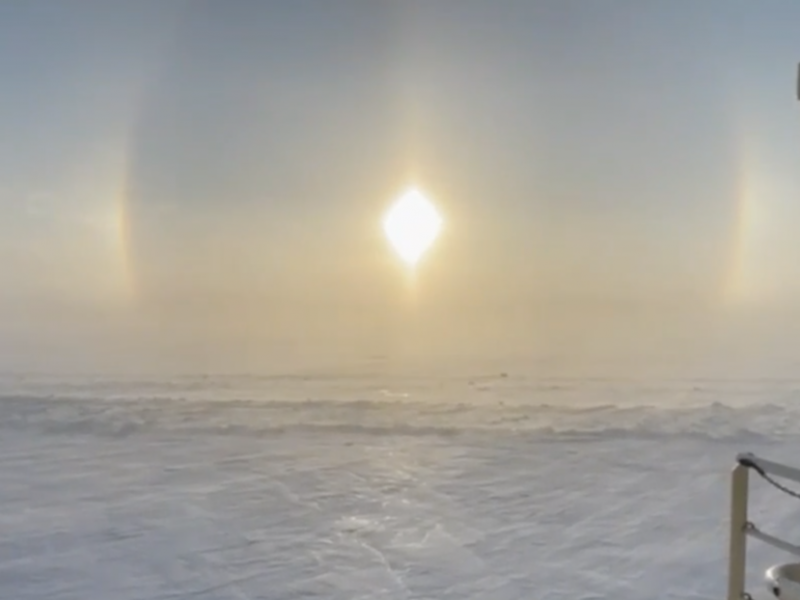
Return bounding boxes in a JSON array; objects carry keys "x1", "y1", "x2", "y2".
[{"x1": 728, "y1": 462, "x2": 750, "y2": 600}]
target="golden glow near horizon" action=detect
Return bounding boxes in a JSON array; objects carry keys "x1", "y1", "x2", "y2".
[{"x1": 382, "y1": 188, "x2": 442, "y2": 267}]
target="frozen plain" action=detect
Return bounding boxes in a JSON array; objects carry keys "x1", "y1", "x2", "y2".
[{"x1": 0, "y1": 365, "x2": 799, "y2": 600}]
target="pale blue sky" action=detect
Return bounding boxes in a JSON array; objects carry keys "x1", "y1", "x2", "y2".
[{"x1": 2, "y1": 1, "x2": 800, "y2": 369}]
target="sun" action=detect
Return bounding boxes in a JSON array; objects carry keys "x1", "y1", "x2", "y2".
[{"x1": 382, "y1": 188, "x2": 442, "y2": 267}]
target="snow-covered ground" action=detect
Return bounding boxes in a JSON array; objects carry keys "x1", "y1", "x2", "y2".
[{"x1": 0, "y1": 368, "x2": 799, "y2": 599}]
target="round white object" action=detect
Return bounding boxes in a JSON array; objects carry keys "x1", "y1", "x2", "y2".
[{"x1": 766, "y1": 563, "x2": 800, "y2": 600}]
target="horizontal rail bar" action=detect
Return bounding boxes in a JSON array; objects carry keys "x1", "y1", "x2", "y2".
[
  {"x1": 747, "y1": 524, "x2": 800, "y2": 558},
  {"x1": 737, "y1": 452, "x2": 800, "y2": 484}
]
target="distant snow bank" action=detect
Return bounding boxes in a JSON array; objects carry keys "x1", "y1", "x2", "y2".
[{"x1": 0, "y1": 374, "x2": 798, "y2": 442}]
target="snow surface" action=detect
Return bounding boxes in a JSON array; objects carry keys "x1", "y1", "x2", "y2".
[{"x1": 0, "y1": 369, "x2": 799, "y2": 599}]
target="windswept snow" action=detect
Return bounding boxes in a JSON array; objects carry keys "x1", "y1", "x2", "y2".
[{"x1": 0, "y1": 371, "x2": 797, "y2": 599}]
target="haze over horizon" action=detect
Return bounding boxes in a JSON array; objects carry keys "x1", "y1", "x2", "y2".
[{"x1": 2, "y1": 1, "x2": 800, "y2": 373}]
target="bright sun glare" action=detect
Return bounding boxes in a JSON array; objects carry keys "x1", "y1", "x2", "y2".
[{"x1": 383, "y1": 188, "x2": 442, "y2": 267}]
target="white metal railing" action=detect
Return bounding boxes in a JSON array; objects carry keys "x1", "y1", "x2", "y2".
[{"x1": 728, "y1": 453, "x2": 800, "y2": 600}]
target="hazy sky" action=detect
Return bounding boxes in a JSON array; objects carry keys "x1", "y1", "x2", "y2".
[{"x1": 2, "y1": 1, "x2": 800, "y2": 372}]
